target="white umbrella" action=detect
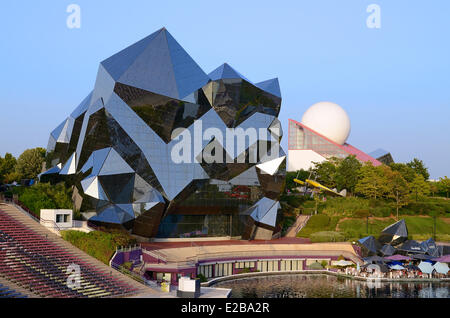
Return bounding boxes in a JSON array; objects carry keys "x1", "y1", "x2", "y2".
[
  {"x1": 433, "y1": 262, "x2": 449, "y2": 274},
  {"x1": 389, "y1": 264, "x2": 405, "y2": 270},
  {"x1": 366, "y1": 264, "x2": 381, "y2": 273},
  {"x1": 418, "y1": 261, "x2": 434, "y2": 274},
  {"x1": 332, "y1": 260, "x2": 354, "y2": 267}
]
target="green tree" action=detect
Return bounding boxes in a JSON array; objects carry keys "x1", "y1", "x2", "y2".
[
  {"x1": 355, "y1": 163, "x2": 388, "y2": 199},
  {"x1": 15, "y1": 148, "x2": 46, "y2": 180},
  {"x1": 385, "y1": 169, "x2": 409, "y2": 220},
  {"x1": 0, "y1": 153, "x2": 17, "y2": 183},
  {"x1": 13, "y1": 182, "x2": 73, "y2": 216},
  {"x1": 389, "y1": 163, "x2": 416, "y2": 183},
  {"x1": 429, "y1": 182, "x2": 439, "y2": 197},
  {"x1": 311, "y1": 158, "x2": 339, "y2": 189},
  {"x1": 285, "y1": 169, "x2": 310, "y2": 192},
  {"x1": 335, "y1": 155, "x2": 362, "y2": 195},
  {"x1": 406, "y1": 158, "x2": 430, "y2": 181},
  {"x1": 409, "y1": 173, "x2": 431, "y2": 201},
  {"x1": 437, "y1": 176, "x2": 450, "y2": 198}
]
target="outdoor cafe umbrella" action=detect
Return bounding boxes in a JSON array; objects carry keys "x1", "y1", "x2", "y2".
[
  {"x1": 433, "y1": 262, "x2": 449, "y2": 275},
  {"x1": 377, "y1": 263, "x2": 390, "y2": 273},
  {"x1": 333, "y1": 260, "x2": 354, "y2": 267},
  {"x1": 363, "y1": 255, "x2": 386, "y2": 264},
  {"x1": 385, "y1": 254, "x2": 411, "y2": 261},
  {"x1": 389, "y1": 264, "x2": 406, "y2": 271},
  {"x1": 418, "y1": 261, "x2": 434, "y2": 274},
  {"x1": 363, "y1": 263, "x2": 389, "y2": 273},
  {"x1": 365, "y1": 264, "x2": 381, "y2": 273},
  {"x1": 405, "y1": 264, "x2": 420, "y2": 271}
]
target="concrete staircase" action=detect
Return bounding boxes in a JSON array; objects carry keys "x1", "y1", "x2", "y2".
[{"x1": 285, "y1": 215, "x2": 311, "y2": 238}]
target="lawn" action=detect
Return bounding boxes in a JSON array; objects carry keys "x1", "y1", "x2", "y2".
[{"x1": 297, "y1": 214, "x2": 450, "y2": 243}]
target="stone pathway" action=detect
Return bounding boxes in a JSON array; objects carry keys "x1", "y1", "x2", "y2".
[{"x1": 285, "y1": 215, "x2": 311, "y2": 238}]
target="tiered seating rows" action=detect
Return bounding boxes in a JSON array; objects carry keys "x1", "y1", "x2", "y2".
[{"x1": 0, "y1": 209, "x2": 140, "y2": 298}]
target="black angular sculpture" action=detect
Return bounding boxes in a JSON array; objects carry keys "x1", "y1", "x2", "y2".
[{"x1": 378, "y1": 219, "x2": 408, "y2": 246}]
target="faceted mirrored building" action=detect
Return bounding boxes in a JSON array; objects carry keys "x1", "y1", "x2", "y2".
[{"x1": 44, "y1": 27, "x2": 286, "y2": 240}]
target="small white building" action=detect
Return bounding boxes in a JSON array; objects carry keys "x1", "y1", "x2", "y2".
[
  {"x1": 40, "y1": 209, "x2": 73, "y2": 230},
  {"x1": 40, "y1": 209, "x2": 93, "y2": 235}
]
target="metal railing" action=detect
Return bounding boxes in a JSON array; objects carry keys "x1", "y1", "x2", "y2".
[
  {"x1": 142, "y1": 248, "x2": 168, "y2": 263},
  {"x1": 110, "y1": 261, "x2": 158, "y2": 288},
  {"x1": 11, "y1": 199, "x2": 62, "y2": 232}
]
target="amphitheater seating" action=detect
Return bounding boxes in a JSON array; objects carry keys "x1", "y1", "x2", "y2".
[{"x1": 0, "y1": 208, "x2": 140, "y2": 298}]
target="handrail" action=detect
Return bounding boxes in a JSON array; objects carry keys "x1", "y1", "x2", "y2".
[
  {"x1": 115, "y1": 245, "x2": 141, "y2": 253},
  {"x1": 184, "y1": 249, "x2": 362, "y2": 265},
  {"x1": 11, "y1": 199, "x2": 62, "y2": 232},
  {"x1": 295, "y1": 215, "x2": 311, "y2": 233},
  {"x1": 110, "y1": 261, "x2": 158, "y2": 288},
  {"x1": 142, "y1": 248, "x2": 168, "y2": 263}
]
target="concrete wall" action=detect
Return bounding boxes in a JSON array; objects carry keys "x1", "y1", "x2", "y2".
[
  {"x1": 40, "y1": 209, "x2": 73, "y2": 229},
  {"x1": 287, "y1": 150, "x2": 326, "y2": 172}
]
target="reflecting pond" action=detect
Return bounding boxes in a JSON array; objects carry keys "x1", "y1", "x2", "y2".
[{"x1": 214, "y1": 274, "x2": 450, "y2": 298}]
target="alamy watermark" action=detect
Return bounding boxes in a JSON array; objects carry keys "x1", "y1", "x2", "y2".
[
  {"x1": 366, "y1": 4, "x2": 381, "y2": 29},
  {"x1": 170, "y1": 120, "x2": 280, "y2": 164},
  {"x1": 66, "y1": 4, "x2": 81, "y2": 29},
  {"x1": 66, "y1": 263, "x2": 81, "y2": 289}
]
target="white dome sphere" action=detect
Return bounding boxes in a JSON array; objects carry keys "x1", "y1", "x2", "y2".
[{"x1": 301, "y1": 101, "x2": 351, "y2": 145}]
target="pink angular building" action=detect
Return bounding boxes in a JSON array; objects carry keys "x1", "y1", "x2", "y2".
[{"x1": 288, "y1": 102, "x2": 382, "y2": 171}]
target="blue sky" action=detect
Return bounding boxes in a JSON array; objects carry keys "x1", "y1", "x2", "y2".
[{"x1": 0, "y1": 1, "x2": 449, "y2": 179}]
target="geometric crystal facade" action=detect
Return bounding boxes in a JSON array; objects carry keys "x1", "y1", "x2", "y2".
[
  {"x1": 369, "y1": 149, "x2": 394, "y2": 165},
  {"x1": 378, "y1": 219, "x2": 408, "y2": 246},
  {"x1": 44, "y1": 28, "x2": 286, "y2": 239}
]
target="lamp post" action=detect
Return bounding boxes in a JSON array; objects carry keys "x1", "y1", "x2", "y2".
[
  {"x1": 366, "y1": 216, "x2": 369, "y2": 236},
  {"x1": 433, "y1": 215, "x2": 436, "y2": 241}
]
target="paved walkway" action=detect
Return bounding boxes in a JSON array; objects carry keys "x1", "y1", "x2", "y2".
[
  {"x1": 142, "y1": 240, "x2": 362, "y2": 267},
  {"x1": 285, "y1": 215, "x2": 311, "y2": 238}
]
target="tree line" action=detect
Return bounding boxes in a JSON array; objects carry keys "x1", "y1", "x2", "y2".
[
  {"x1": 287, "y1": 156, "x2": 450, "y2": 217},
  {"x1": 0, "y1": 148, "x2": 46, "y2": 184}
]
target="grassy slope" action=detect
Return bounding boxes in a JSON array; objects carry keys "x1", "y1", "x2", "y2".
[
  {"x1": 60, "y1": 230, "x2": 137, "y2": 265},
  {"x1": 298, "y1": 214, "x2": 450, "y2": 242},
  {"x1": 293, "y1": 197, "x2": 450, "y2": 242}
]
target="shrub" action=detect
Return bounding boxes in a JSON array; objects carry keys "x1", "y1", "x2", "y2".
[
  {"x1": 343, "y1": 229, "x2": 363, "y2": 241},
  {"x1": 370, "y1": 207, "x2": 391, "y2": 217},
  {"x1": 197, "y1": 274, "x2": 207, "y2": 283},
  {"x1": 13, "y1": 182, "x2": 73, "y2": 216},
  {"x1": 280, "y1": 195, "x2": 309, "y2": 208},
  {"x1": 354, "y1": 209, "x2": 370, "y2": 218},
  {"x1": 381, "y1": 207, "x2": 391, "y2": 217},
  {"x1": 61, "y1": 230, "x2": 136, "y2": 265},
  {"x1": 122, "y1": 262, "x2": 132, "y2": 270}
]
